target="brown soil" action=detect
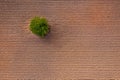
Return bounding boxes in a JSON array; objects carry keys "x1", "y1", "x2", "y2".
[{"x1": 0, "y1": 0, "x2": 120, "y2": 79}]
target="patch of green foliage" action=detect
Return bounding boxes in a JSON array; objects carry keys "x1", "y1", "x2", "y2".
[{"x1": 30, "y1": 16, "x2": 49, "y2": 37}]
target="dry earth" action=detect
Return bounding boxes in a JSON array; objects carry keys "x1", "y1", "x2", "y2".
[{"x1": 0, "y1": 0, "x2": 120, "y2": 80}]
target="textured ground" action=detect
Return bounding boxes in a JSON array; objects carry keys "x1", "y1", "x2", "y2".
[{"x1": 0, "y1": 0, "x2": 120, "y2": 80}]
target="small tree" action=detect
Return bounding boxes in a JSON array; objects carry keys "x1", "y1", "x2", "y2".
[{"x1": 30, "y1": 16, "x2": 49, "y2": 37}]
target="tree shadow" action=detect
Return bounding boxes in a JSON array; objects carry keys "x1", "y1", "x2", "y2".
[{"x1": 38, "y1": 24, "x2": 60, "y2": 45}]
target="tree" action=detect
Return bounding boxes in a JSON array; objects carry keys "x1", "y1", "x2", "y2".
[{"x1": 30, "y1": 16, "x2": 50, "y2": 37}]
